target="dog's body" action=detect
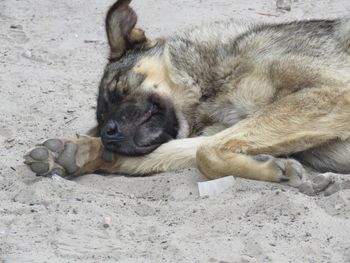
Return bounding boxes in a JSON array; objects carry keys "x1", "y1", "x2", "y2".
[{"x1": 25, "y1": 0, "x2": 350, "y2": 193}]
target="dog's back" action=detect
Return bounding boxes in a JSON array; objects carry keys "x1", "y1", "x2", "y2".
[
  {"x1": 163, "y1": 18, "x2": 350, "y2": 132},
  {"x1": 167, "y1": 17, "x2": 350, "y2": 87}
]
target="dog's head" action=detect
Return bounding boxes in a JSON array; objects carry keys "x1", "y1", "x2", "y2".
[{"x1": 96, "y1": 0, "x2": 180, "y2": 156}]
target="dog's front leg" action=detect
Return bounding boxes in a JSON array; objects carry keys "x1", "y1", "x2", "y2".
[{"x1": 24, "y1": 135, "x2": 207, "y2": 177}]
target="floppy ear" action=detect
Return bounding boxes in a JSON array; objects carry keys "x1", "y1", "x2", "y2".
[{"x1": 106, "y1": 0, "x2": 147, "y2": 60}]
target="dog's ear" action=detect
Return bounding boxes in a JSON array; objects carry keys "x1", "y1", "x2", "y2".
[{"x1": 106, "y1": 0, "x2": 147, "y2": 60}]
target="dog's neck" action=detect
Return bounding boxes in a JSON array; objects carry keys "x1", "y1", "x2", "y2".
[{"x1": 161, "y1": 34, "x2": 242, "y2": 135}]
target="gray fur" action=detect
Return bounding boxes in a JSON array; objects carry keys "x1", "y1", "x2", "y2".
[
  {"x1": 161, "y1": 18, "x2": 350, "y2": 173},
  {"x1": 165, "y1": 18, "x2": 350, "y2": 129}
]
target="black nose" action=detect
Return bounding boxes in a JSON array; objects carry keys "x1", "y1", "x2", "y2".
[{"x1": 101, "y1": 120, "x2": 126, "y2": 141}]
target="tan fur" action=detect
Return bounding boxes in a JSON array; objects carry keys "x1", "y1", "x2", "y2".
[
  {"x1": 133, "y1": 56, "x2": 193, "y2": 138},
  {"x1": 133, "y1": 57, "x2": 170, "y2": 94}
]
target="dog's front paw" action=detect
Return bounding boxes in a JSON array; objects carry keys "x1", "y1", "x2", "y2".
[
  {"x1": 24, "y1": 138, "x2": 78, "y2": 176},
  {"x1": 24, "y1": 136, "x2": 102, "y2": 177}
]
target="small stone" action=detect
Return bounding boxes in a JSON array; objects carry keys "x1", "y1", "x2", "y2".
[
  {"x1": 324, "y1": 182, "x2": 341, "y2": 196},
  {"x1": 103, "y1": 216, "x2": 112, "y2": 228},
  {"x1": 276, "y1": 0, "x2": 291, "y2": 11},
  {"x1": 335, "y1": 204, "x2": 343, "y2": 210},
  {"x1": 84, "y1": 39, "x2": 99, "y2": 43},
  {"x1": 10, "y1": 24, "x2": 22, "y2": 29},
  {"x1": 23, "y1": 50, "x2": 32, "y2": 58}
]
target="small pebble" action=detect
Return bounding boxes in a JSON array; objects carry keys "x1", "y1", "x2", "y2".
[
  {"x1": 276, "y1": 0, "x2": 292, "y2": 11},
  {"x1": 10, "y1": 24, "x2": 22, "y2": 29},
  {"x1": 103, "y1": 216, "x2": 112, "y2": 228},
  {"x1": 335, "y1": 204, "x2": 343, "y2": 210},
  {"x1": 23, "y1": 50, "x2": 32, "y2": 58}
]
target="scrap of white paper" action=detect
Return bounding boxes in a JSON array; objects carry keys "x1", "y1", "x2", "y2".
[{"x1": 198, "y1": 176, "x2": 235, "y2": 197}]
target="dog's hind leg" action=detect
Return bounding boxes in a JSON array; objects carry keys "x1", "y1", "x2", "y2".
[{"x1": 196, "y1": 86, "x2": 350, "y2": 192}]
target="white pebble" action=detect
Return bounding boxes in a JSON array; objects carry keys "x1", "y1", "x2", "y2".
[
  {"x1": 335, "y1": 204, "x2": 343, "y2": 210},
  {"x1": 103, "y1": 216, "x2": 112, "y2": 228},
  {"x1": 276, "y1": 0, "x2": 292, "y2": 11},
  {"x1": 23, "y1": 50, "x2": 32, "y2": 58}
]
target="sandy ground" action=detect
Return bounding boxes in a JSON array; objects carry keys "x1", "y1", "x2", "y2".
[{"x1": 1, "y1": 0, "x2": 350, "y2": 262}]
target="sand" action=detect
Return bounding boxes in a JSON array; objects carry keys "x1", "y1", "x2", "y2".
[{"x1": 1, "y1": 0, "x2": 350, "y2": 262}]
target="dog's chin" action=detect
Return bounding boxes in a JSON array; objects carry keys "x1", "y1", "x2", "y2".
[
  {"x1": 104, "y1": 141, "x2": 160, "y2": 156},
  {"x1": 102, "y1": 130, "x2": 175, "y2": 156}
]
